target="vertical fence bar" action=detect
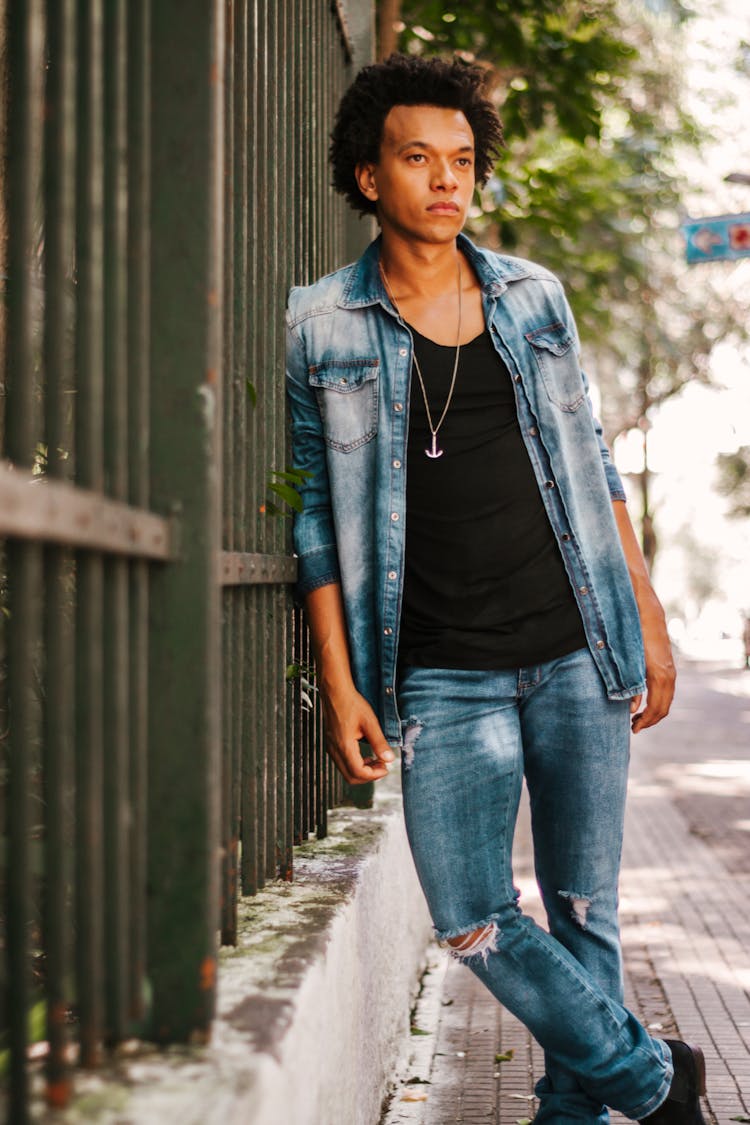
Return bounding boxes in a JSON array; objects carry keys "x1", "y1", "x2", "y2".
[
  {"x1": 75, "y1": 0, "x2": 106, "y2": 1068},
  {"x1": 126, "y1": 0, "x2": 151, "y2": 1030},
  {"x1": 102, "y1": 0, "x2": 131, "y2": 1044},
  {"x1": 5, "y1": 3, "x2": 45, "y2": 1118},
  {"x1": 147, "y1": 0, "x2": 224, "y2": 1040},
  {"x1": 313, "y1": 0, "x2": 328, "y2": 840},
  {"x1": 230, "y1": 0, "x2": 249, "y2": 913},
  {"x1": 302, "y1": 0, "x2": 314, "y2": 836},
  {"x1": 235, "y1": 0, "x2": 249, "y2": 904},
  {"x1": 267, "y1": 0, "x2": 281, "y2": 884},
  {"x1": 289, "y1": 0, "x2": 303, "y2": 851},
  {"x1": 291, "y1": 609, "x2": 302, "y2": 844},
  {"x1": 241, "y1": 0, "x2": 258, "y2": 897},
  {"x1": 279, "y1": 0, "x2": 293, "y2": 881},
  {"x1": 278, "y1": 0, "x2": 293, "y2": 883},
  {"x1": 305, "y1": 0, "x2": 315, "y2": 288},
  {"x1": 281, "y1": 0, "x2": 293, "y2": 868},
  {"x1": 255, "y1": 5, "x2": 268, "y2": 886},
  {"x1": 258, "y1": 3, "x2": 271, "y2": 888},
  {"x1": 251, "y1": 0, "x2": 264, "y2": 892},
  {"x1": 241, "y1": 0, "x2": 253, "y2": 899},
  {"x1": 248, "y1": 0, "x2": 266, "y2": 895},
  {"x1": 345, "y1": 0, "x2": 377, "y2": 816},
  {"x1": 42, "y1": 0, "x2": 77, "y2": 1104},
  {"x1": 220, "y1": 0, "x2": 236, "y2": 944}
]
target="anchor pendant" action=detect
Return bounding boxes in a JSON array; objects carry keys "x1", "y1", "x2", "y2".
[{"x1": 425, "y1": 434, "x2": 444, "y2": 459}]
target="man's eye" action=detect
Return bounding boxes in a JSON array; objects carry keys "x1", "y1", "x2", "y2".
[
  {"x1": 457, "y1": 158, "x2": 473, "y2": 168},
  {"x1": 407, "y1": 153, "x2": 425, "y2": 163}
]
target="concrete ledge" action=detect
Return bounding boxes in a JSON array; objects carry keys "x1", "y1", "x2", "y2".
[{"x1": 37, "y1": 770, "x2": 432, "y2": 1124}]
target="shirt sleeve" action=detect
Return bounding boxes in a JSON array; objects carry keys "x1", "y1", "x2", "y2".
[{"x1": 285, "y1": 300, "x2": 342, "y2": 598}]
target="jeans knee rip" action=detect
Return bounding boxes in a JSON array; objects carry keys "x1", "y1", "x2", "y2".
[
  {"x1": 442, "y1": 921, "x2": 500, "y2": 966},
  {"x1": 401, "y1": 719, "x2": 423, "y2": 770},
  {"x1": 558, "y1": 890, "x2": 592, "y2": 929}
]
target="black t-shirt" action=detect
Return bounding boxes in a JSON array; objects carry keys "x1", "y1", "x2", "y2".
[{"x1": 398, "y1": 325, "x2": 587, "y2": 670}]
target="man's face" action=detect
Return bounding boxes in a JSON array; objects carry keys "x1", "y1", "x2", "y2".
[{"x1": 355, "y1": 104, "x2": 476, "y2": 245}]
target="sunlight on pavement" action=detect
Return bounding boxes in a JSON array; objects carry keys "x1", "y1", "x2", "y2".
[{"x1": 656, "y1": 760, "x2": 750, "y2": 796}]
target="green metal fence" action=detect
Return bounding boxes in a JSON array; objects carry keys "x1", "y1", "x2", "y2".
[{"x1": 0, "y1": 1, "x2": 373, "y2": 1118}]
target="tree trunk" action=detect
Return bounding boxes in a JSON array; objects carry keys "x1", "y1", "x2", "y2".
[
  {"x1": 640, "y1": 479, "x2": 658, "y2": 572},
  {"x1": 378, "y1": 0, "x2": 402, "y2": 60},
  {"x1": 636, "y1": 425, "x2": 658, "y2": 572}
]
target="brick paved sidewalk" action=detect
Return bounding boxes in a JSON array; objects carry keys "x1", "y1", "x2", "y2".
[{"x1": 381, "y1": 662, "x2": 750, "y2": 1124}]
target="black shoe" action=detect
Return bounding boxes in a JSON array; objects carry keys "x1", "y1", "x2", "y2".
[{"x1": 639, "y1": 1040, "x2": 707, "y2": 1123}]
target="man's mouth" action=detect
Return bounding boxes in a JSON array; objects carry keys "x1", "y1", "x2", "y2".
[{"x1": 427, "y1": 202, "x2": 460, "y2": 213}]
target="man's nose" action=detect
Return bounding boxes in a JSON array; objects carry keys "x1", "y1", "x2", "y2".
[{"x1": 431, "y1": 159, "x2": 458, "y2": 191}]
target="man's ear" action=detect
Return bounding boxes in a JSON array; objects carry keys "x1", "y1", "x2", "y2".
[{"x1": 355, "y1": 162, "x2": 379, "y2": 204}]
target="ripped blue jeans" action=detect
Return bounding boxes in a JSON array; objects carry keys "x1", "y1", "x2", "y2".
[{"x1": 397, "y1": 648, "x2": 672, "y2": 1123}]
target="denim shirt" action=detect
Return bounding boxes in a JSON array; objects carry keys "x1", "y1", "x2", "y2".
[{"x1": 286, "y1": 234, "x2": 646, "y2": 745}]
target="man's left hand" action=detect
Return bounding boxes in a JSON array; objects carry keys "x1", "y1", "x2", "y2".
[{"x1": 630, "y1": 610, "x2": 676, "y2": 733}]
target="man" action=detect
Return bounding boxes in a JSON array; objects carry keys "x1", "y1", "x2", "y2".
[{"x1": 286, "y1": 53, "x2": 705, "y2": 1123}]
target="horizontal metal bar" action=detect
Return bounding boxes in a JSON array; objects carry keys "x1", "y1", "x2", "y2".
[
  {"x1": 220, "y1": 551, "x2": 297, "y2": 586},
  {"x1": 0, "y1": 460, "x2": 171, "y2": 558}
]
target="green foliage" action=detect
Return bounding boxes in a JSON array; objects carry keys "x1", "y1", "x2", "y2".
[
  {"x1": 244, "y1": 380, "x2": 312, "y2": 517},
  {"x1": 398, "y1": 1, "x2": 637, "y2": 145},
  {"x1": 397, "y1": 0, "x2": 702, "y2": 353},
  {"x1": 263, "y1": 466, "x2": 313, "y2": 518},
  {"x1": 716, "y1": 446, "x2": 750, "y2": 519}
]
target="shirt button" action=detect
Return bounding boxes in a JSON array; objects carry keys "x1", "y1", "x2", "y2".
[
  {"x1": 393, "y1": 459, "x2": 402, "y2": 469},
  {"x1": 529, "y1": 426, "x2": 538, "y2": 437},
  {"x1": 561, "y1": 532, "x2": 571, "y2": 541},
  {"x1": 384, "y1": 627, "x2": 393, "y2": 636},
  {"x1": 545, "y1": 480, "x2": 555, "y2": 488},
  {"x1": 388, "y1": 570, "x2": 397, "y2": 580},
  {"x1": 515, "y1": 374, "x2": 522, "y2": 383},
  {"x1": 394, "y1": 402, "x2": 403, "y2": 412},
  {"x1": 391, "y1": 512, "x2": 399, "y2": 521},
  {"x1": 399, "y1": 348, "x2": 407, "y2": 357},
  {"x1": 596, "y1": 639, "x2": 605, "y2": 650},
  {"x1": 385, "y1": 687, "x2": 393, "y2": 696},
  {"x1": 579, "y1": 586, "x2": 589, "y2": 595}
]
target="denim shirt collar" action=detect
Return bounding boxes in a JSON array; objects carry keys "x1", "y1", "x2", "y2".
[{"x1": 338, "y1": 232, "x2": 534, "y2": 310}]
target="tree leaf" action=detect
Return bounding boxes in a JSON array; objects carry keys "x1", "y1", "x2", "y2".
[
  {"x1": 272, "y1": 468, "x2": 313, "y2": 484},
  {"x1": 267, "y1": 481, "x2": 304, "y2": 512}
]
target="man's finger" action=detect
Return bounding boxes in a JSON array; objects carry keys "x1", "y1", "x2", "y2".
[
  {"x1": 329, "y1": 738, "x2": 390, "y2": 785},
  {"x1": 360, "y1": 711, "x2": 396, "y2": 764},
  {"x1": 631, "y1": 681, "x2": 673, "y2": 732}
]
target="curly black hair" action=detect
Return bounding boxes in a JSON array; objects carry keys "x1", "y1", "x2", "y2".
[{"x1": 330, "y1": 54, "x2": 505, "y2": 217}]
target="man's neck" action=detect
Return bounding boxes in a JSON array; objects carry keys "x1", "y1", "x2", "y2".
[{"x1": 379, "y1": 232, "x2": 463, "y2": 299}]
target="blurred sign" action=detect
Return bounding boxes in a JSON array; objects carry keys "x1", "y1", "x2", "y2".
[{"x1": 684, "y1": 213, "x2": 750, "y2": 263}]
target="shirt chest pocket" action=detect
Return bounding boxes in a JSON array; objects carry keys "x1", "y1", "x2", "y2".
[
  {"x1": 524, "y1": 322, "x2": 585, "y2": 413},
  {"x1": 308, "y1": 358, "x2": 380, "y2": 452}
]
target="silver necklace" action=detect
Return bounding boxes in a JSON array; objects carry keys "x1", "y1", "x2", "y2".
[{"x1": 380, "y1": 257, "x2": 463, "y2": 460}]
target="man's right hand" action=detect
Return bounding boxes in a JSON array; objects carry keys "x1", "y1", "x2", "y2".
[
  {"x1": 303, "y1": 582, "x2": 395, "y2": 784},
  {"x1": 321, "y1": 686, "x2": 395, "y2": 785}
]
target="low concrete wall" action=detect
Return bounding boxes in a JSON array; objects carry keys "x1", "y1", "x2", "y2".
[{"x1": 46, "y1": 771, "x2": 433, "y2": 1125}]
